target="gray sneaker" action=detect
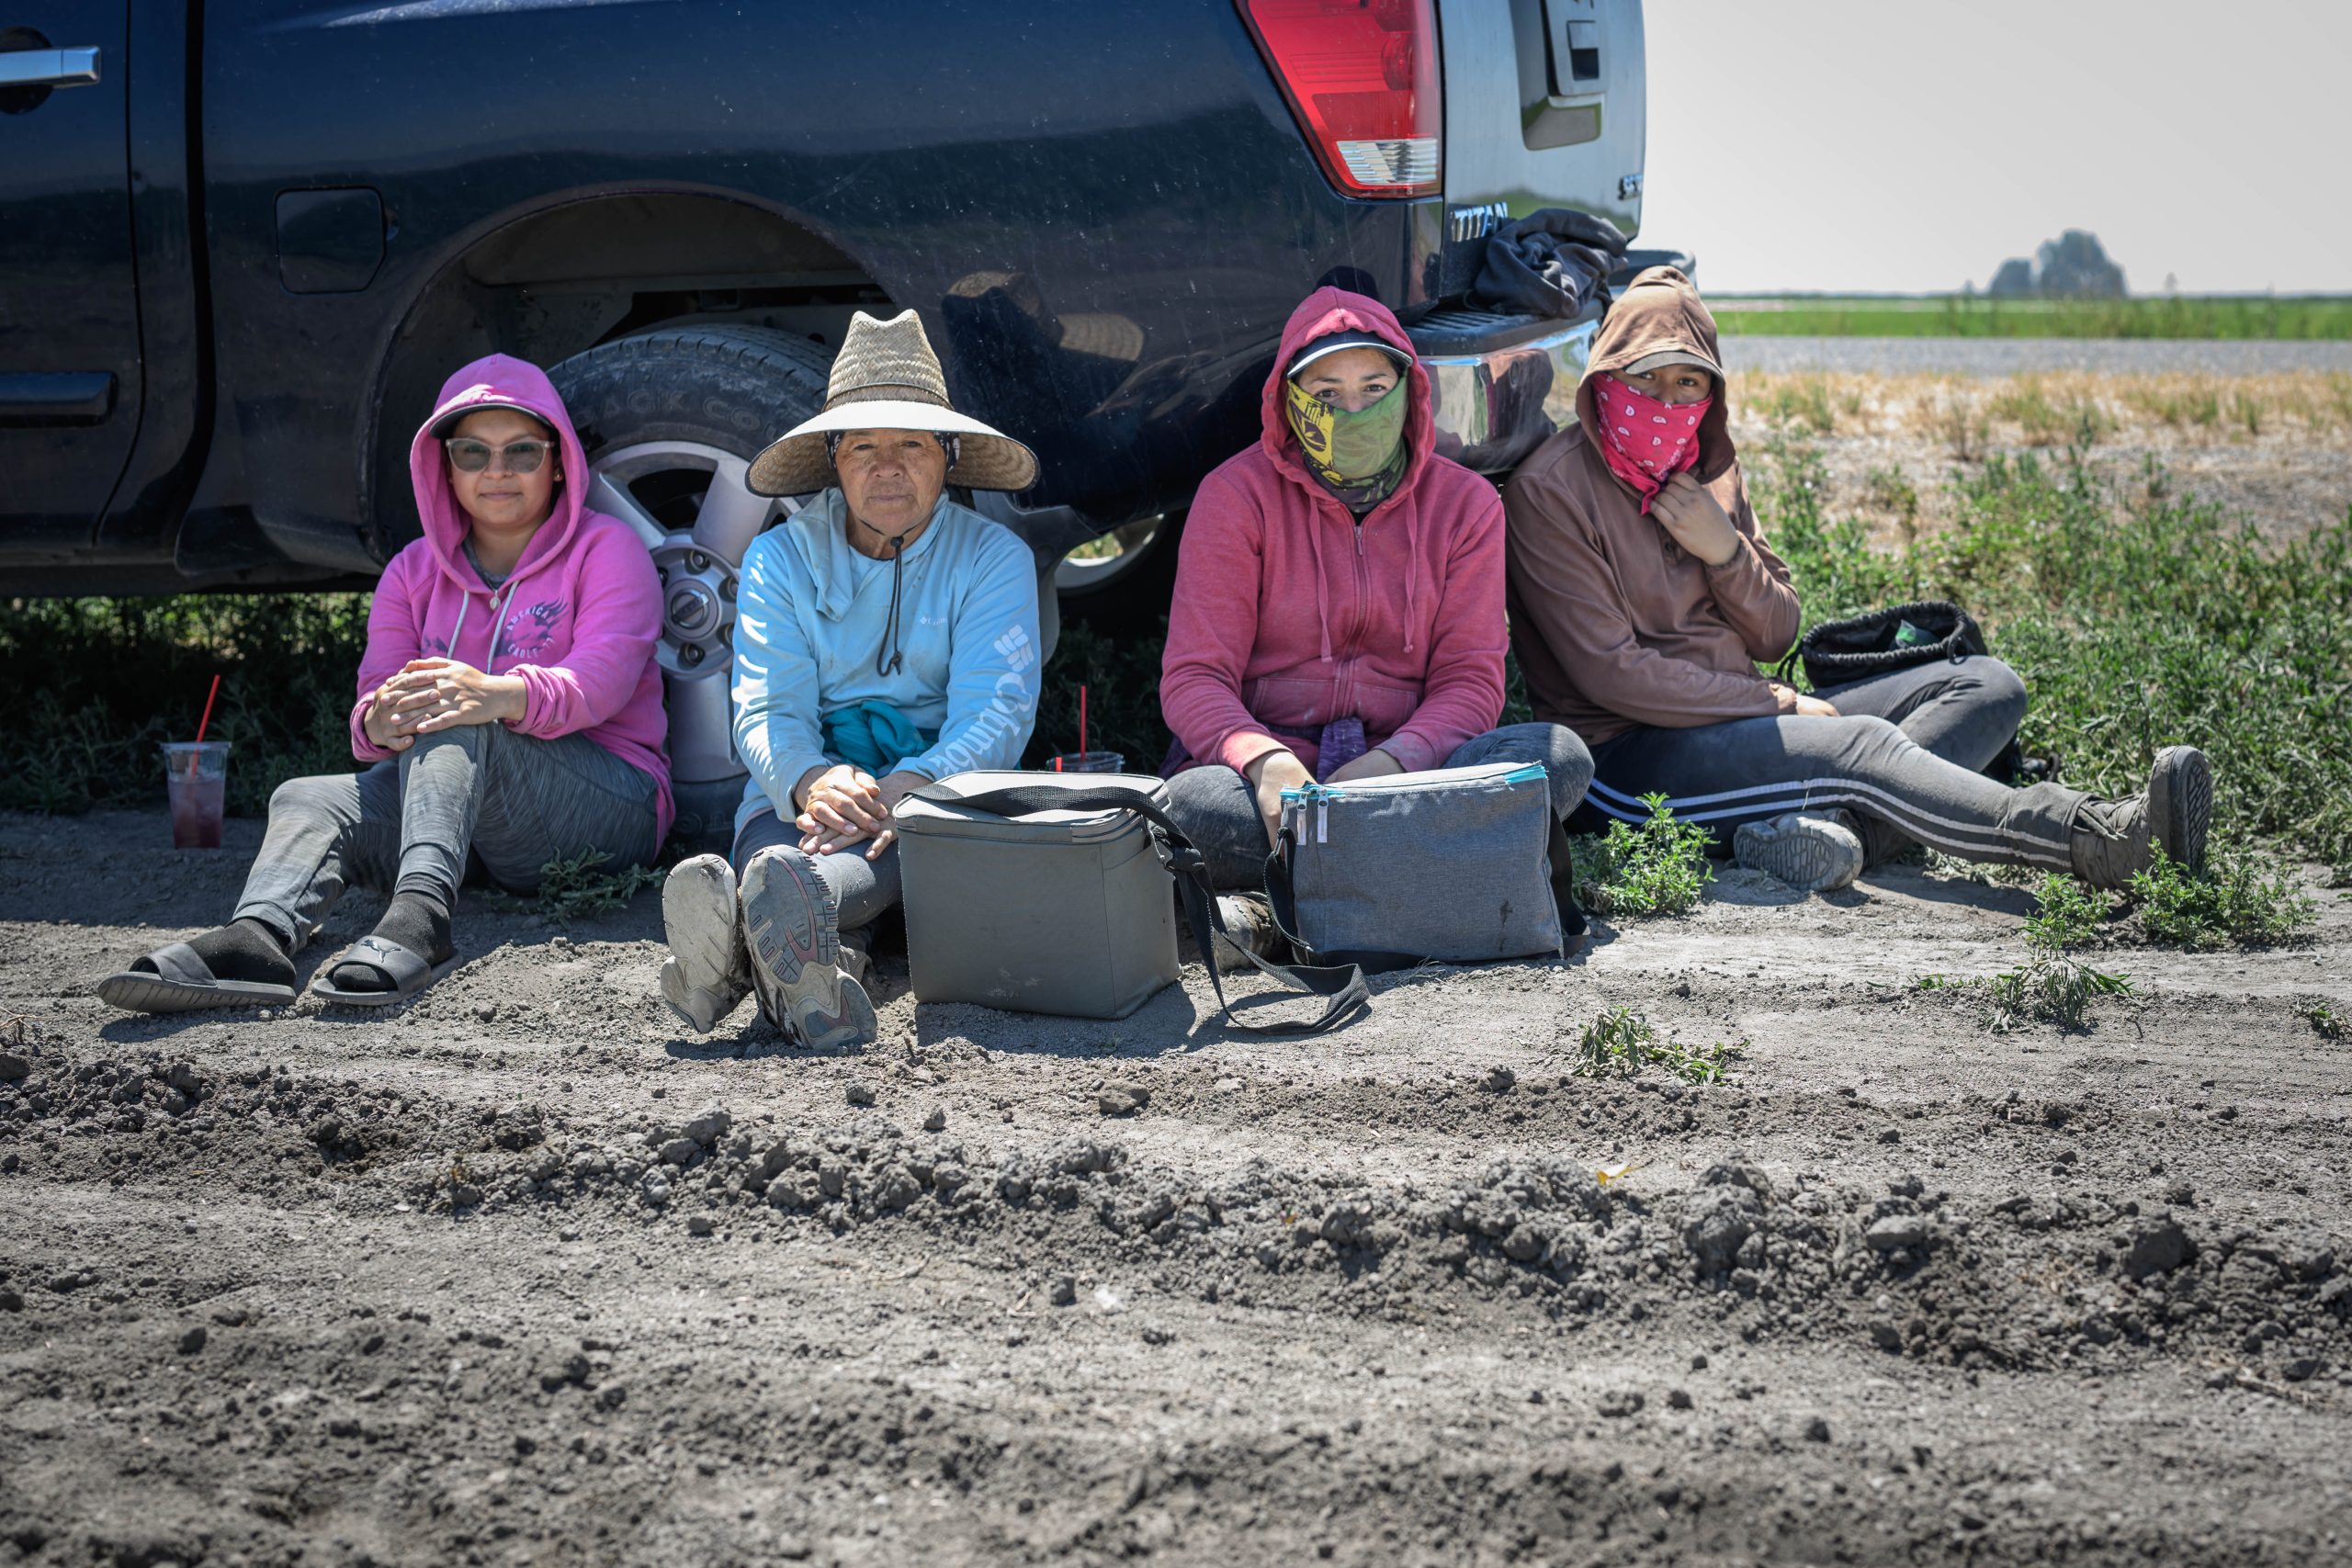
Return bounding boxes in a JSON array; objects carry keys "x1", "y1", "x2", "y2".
[
  {"x1": 2070, "y1": 745, "x2": 2211, "y2": 887},
  {"x1": 1734, "y1": 810, "x2": 1865, "y2": 892},
  {"x1": 658, "y1": 853, "x2": 750, "y2": 1032},
  {"x1": 741, "y1": 847, "x2": 877, "y2": 1050}
]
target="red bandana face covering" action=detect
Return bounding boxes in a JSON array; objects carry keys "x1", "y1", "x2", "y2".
[{"x1": 1592, "y1": 372, "x2": 1712, "y2": 513}]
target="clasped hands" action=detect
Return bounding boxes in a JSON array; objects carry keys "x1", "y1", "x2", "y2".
[
  {"x1": 1243, "y1": 745, "x2": 1401, "y2": 851},
  {"x1": 362, "y1": 657, "x2": 526, "y2": 751},
  {"x1": 794, "y1": 763, "x2": 925, "y2": 860}
]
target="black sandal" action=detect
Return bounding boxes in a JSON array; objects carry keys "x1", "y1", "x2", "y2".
[
  {"x1": 96, "y1": 943, "x2": 299, "y2": 1015},
  {"x1": 308, "y1": 935, "x2": 460, "y2": 1008}
]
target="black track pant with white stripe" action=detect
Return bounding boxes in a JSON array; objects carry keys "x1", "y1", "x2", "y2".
[{"x1": 1573, "y1": 656, "x2": 2088, "y2": 874}]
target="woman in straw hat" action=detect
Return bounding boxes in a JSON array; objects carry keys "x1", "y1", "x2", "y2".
[{"x1": 658, "y1": 309, "x2": 1043, "y2": 1047}]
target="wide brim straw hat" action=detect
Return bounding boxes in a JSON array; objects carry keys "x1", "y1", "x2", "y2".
[{"x1": 747, "y1": 309, "x2": 1040, "y2": 496}]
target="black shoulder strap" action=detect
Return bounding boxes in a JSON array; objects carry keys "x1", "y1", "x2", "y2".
[{"x1": 919, "y1": 784, "x2": 1371, "y2": 1036}]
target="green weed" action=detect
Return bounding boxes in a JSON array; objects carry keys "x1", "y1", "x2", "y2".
[
  {"x1": 1988, "y1": 378, "x2": 2110, "y2": 447},
  {"x1": 1861, "y1": 465, "x2": 1922, "y2": 544},
  {"x1": 1571, "y1": 1006, "x2": 1745, "y2": 1085},
  {"x1": 1754, "y1": 376, "x2": 1838, "y2": 435},
  {"x1": 1987, "y1": 953, "x2": 2135, "y2": 1032},
  {"x1": 1749, "y1": 437, "x2": 1923, "y2": 621},
  {"x1": 497, "y1": 849, "x2": 664, "y2": 924},
  {"x1": 2126, "y1": 847, "x2": 2314, "y2": 950},
  {"x1": 2121, "y1": 382, "x2": 2223, "y2": 429},
  {"x1": 2023, "y1": 874, "x2": 2116, "y2": 951},
  {"x1": 1566, "y1": 793, "x2": 1714, "y2": 918},
  {"x1": 1932, "y1": 395, "x2": 1989, "y2": 462},
  {"x1": 1918, "y1": 849, "x2": 2041, "y2": 887},
  {"x1": 2305, "y1": 1000, "x2": 2346, "y2": 1040}
]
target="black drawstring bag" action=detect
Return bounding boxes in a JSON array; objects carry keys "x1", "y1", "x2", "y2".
[
  {"x1": 1778, "y1": 600, "x2": 1988, "y2": 691},
  {"x1": 1777, "y1": 601, "x2": 2038, "y2": 785}
]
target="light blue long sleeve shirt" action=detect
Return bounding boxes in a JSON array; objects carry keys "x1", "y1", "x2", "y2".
[{"x1": 732, "y1": 489, "x2": 1042, "y2": 835}]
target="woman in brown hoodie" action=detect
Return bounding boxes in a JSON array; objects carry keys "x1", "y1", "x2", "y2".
[{"x1": 1502, "y1": 267, "x2": 2209, "y2": 890}]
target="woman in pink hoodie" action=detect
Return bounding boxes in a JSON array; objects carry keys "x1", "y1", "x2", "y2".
[
  {"x1": 1159, "y1": 288, "x2": 1593, "y2": 949},
  {"x1": 98, "y1": 355, "x2": 670, "y2": 1013}
]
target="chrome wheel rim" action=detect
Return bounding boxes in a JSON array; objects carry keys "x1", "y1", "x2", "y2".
[
  {"x1": 584, "y1": 440, "x2": 808, "y2": 786},
  {"x1": 1054, "y1": 514, "x2": 1166, "y2": 596}
]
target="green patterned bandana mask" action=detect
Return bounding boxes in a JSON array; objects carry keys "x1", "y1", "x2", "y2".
[{"x1": 1285, "y1": 378, "x2": 1408, "y2": 513}]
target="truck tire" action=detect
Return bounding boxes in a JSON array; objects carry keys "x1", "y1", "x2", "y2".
[{"x1": 549, "y1": 326, "x2": 834, "y2": 853}]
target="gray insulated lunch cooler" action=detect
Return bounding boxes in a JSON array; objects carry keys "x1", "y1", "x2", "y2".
[{"x1": 895, "y1": 770, "x2": 1180, "y2": 1020}]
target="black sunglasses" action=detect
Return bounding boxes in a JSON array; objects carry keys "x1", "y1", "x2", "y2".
[{"x1": 445, "y1": 437, "x2": 552, "y2": 475}]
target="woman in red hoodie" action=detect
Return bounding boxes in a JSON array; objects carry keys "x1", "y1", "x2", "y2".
[{"x1": 1159, "y1": 288, "x2": 1593, "y2": 946}]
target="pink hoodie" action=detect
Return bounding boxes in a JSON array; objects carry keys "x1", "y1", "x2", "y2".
[
  {"x1": 1159, "y1": 288, "x2": 1508, "y2": 777},
  {"x1": 349, "y1": 354, "x2": 673, "y2": 841}
]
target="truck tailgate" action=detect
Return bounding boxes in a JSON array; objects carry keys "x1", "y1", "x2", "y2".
[{"x1": 1435, "y1": 0, "x2": 1646, "y2": 296}]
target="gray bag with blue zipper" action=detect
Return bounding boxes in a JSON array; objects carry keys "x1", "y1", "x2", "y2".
[{"x1": 1267, "y1": 760, "x2": 1564, "y2": 969}]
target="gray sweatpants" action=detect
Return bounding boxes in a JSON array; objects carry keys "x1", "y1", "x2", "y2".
[
  {"x1": 732, "y1": 809, "x2": 901, "y2": 933},
  {"x1": 232, "y1": 722, "x2": 661, "y2": 949},
  {"x1": 1165, "y1": 721, "x2": 1597, "y2": 892},
  {"x1": 1577, "y1": 656, "x2": 2086, "y2": 872}
]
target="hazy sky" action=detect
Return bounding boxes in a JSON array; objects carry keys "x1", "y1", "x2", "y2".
[{"x1": 1640, "y1": 0, "x2": 2352, "y2": 295}]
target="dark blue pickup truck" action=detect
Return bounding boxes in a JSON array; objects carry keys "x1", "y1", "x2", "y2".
[{"x1": 1, "y1": 0, "x2": 1677, "y2": 825}]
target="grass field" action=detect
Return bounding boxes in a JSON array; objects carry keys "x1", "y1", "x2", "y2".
[{"x1": 1711, "y1": 294, "x2": 2352, "y2": 339}]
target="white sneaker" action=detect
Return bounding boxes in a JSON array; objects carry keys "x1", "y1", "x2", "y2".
[
  {"x1": 741, "y1": 847, "x2": 878, "y2": 1051},
  {"x1": 658, "y1": 854, "x2": 750, "y2": 1032},
  {"x1": 1734, "y1": 810, "x2": 1865, "y2": 893}
]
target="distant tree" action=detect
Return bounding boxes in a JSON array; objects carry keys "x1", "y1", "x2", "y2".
[
  {"x1": 1984, "y1": 232, "x2": 2129, "y2": 299},
  {"x1": 1987, "y1": 257, "x2": 2035, "y2": 299},
  {"x1": 2034, "y1": 231, "x2": 2127, "y2": 299}
]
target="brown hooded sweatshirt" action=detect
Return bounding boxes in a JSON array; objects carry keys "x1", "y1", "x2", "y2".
[{"x1": 1502, "y1": 267, "x2": 1801, "y2": 750}]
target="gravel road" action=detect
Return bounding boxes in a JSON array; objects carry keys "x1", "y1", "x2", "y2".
[
  {"x1": 4, "y1": 809, "x2": 2350, "y2": 1567},
  {"x1": 1724, "y1": 336, "x2": 2352, "y2": 378}
]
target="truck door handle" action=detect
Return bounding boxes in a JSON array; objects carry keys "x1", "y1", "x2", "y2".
[{"x1": 0, "y1": 45, "x2": 102, "y2": 89}]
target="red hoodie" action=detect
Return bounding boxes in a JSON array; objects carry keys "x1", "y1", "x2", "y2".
[{"x1": 1159, "y1": 288, "x2": 1507, "y2": 778}]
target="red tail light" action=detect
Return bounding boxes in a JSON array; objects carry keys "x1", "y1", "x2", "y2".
[{"x1": 1237, "y1": 0, "x2": 1442, "y2": 198}]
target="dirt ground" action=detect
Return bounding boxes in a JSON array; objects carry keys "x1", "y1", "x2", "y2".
[{"x1": 4, "y1": 802, "x2": 2349, "y2": 1568}]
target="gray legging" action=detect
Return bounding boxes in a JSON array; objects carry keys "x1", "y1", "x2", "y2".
[
  {"x1": 1165, "y1": 721, "x2": 1597, "y2": 892},
  {"x1": 732, "y1": 809, "x2": 901, "y2": 933},
  {"x1": 1577, "y1": 656, "x2": 2087, "y2": 872},
  {"x1": 232, "y1": 721, "x2": 660, "y2": 948}
]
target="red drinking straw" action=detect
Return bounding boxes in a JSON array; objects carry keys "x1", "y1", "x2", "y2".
[
  {"x1": 1079, "y1": 684, "x2": 1089, "y2": 758},
  {"x1": 195, "y1": 673, "x2": 222, "y2": 744}
]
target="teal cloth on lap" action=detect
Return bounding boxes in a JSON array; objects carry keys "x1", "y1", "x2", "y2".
[{"x1": 821, "y1": 699, "x2": 939, "y2": 775}]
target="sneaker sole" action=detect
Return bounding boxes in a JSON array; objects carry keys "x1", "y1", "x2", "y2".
[
  {"x1": 659, "y1": 855, "x2": 747, "y2": 1032},
  {"x1": 741, "y1": 850, "x2": 877, "y2": 1051},
  {"x1": 2149, "y1": 746, "x2": 2212, "y2": 876},
  {"x1": 1734, "y1": 817, "x2": 1863, "y2": 893}
]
